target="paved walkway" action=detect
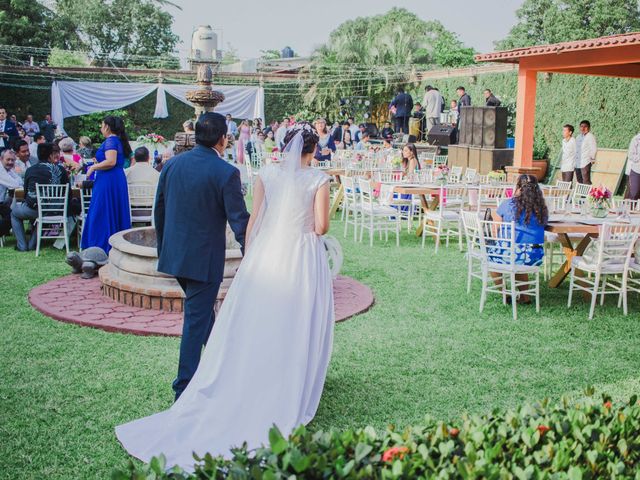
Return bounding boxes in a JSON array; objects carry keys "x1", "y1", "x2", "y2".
[{"x1": 29, "y1": 275, "x2": 374, "y2": 337}]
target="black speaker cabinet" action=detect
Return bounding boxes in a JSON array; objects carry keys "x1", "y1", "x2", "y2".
[
  {"x1": 481, "y1": 107, "x2": 508, "y2": 149},
  {"x1": 458, "y1": 106, "x2": 473, "y2": 145},
  {"x1": 478, "y1": 148, "x2": 514, "y2": 174},
  {"x1": 427, "y1": 124, "x2": 457, "y2": 146},
  {"x1": 472, "y1": 107, "x2": 484, "y2": 146}
]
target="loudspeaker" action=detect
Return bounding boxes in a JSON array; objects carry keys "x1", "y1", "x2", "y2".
[
  {"x1": 478, "y1": 148, "x2": 514, "y2": 174},
  {"x1": 472, "y1": 107, "x2": 484, "y2": 146},
  {"x1": 481, "y1": 107, "x2": 508, "y2": 148},
  {"x1": 427, "y1": 124, "x2": 457, "y2": 146},
  {"x1": 458, "y1": 106, "x2": 473, "y2": 145}
]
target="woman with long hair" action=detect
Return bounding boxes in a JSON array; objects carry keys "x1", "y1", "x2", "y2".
[
  {"x1": 341, "y1": 130, "x2": 354, "y2": 150},
  {"x1": 81, "y1": 115, "x2": 132, "y2": 252},
  {"x1": 236, "y1": 119, "x2": 251, "y2": 164},
  {"x1": 491, "y1": 174, "x2": 548, "y2": 303},
  {"x1": 401, "y1": 143, "x2": 420, "y2": 177},
  {"x1": 313, "y1": 117, "x2": 336, "y2": 161}
]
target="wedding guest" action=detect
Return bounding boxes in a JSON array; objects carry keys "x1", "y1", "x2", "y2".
[
  {"x1": 225, "y1": 114, "x2": 238, "y2": 136},
  {"x1": 14, "y1": 140, "x2": 33, "y2": 176},
  {"x1": 625, "y1": 132, "x2": 640, "y2": 200},
  {"x1": 491, "y1": 174, "x2": 548, "y2": 304},
  {"x1": 58, "y1": 137, "x2": 82, "y2": 173},
  {"x1": 29, "y1": 133, "x2": 45, "y2": 164},
  {"x1": 449, "y1": 100, "x2": 459, "y2": 125},
  {"x1": 575, "y1": 120, "x2": 597, "y2": 185},
  {"x1": 38, "y1": 113, "x2": 57, "y2": 142},
  {"x1": 457, "y1": 86, "x2": 471, "y2": 108},
  {"x1": 314, "y1": 117, "x2": 336, "y2": 161},
  {"x1": 80, "y1": 115, "x2": 132, "y2": 252},
  {"x1": 380, "y1": 121, "x2": 394, "y2": 140},
  {"x1": 22, "y1": 114, "x2": 39, "y2": 137},
  {"x1": 332, "y1": 121, "x2": 349, "y2": 144},
  {"x1": 77, "y1": 136, "x2": 94, "y2": 160},
  {"x1": 390, "y1": 87, "x2": 413, "y2": 134},
  {"x1": 422, "y1": 85, "x2": 441, "y2": 132},
  {"x1": 355, "y1": 132, "x2": 371, "y2": 150},
  {"x1": 236, "y1": 120, "x2": 251, "y2": 164},
  {"x1": 560, "y1": 124, "x2": 576, "y2": 182},
  {"x1": 354, "y1": 123, "x2": 367, "y2": 143},
  {"x1": 347, "y1": 116, "x2": 359, "y2": 140},
  {"x1": 341, "y1": 130, "x2": 354, "y2": 150},
  {"x1": 412, "y1": 102, "x2": 426, "y2": 139},
  {"x1": 275, "y1": 117, "x2": 289, "y2": 150},
  {"x1": 126, "y1": 146, "x2": 160, "y2": 188},
  {"x1": 484, "y1": 89, "x2": 502, "y2": 107},
  {"x1": 183, "y1": 120, "x2": 195, "y2": 133},
  {"x1": 263, "y1": 130, "x2": 277, "y2": 153},
  {"x1": 0, "y1": 107, "x2": 19, "y2": 149},
  {"x1": 0, "y1": 149, "x2": 22, "y2": 236},
  {"x1": 401, "y1": 143, "x2": 421, "y2": 177},
  {"x1": 11, "y1": 143, "x2": 69, "y2": 252}
]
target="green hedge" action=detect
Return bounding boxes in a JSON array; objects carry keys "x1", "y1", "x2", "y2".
[
  {"x1": 414, "y1": 72, "x2": 640, "y2": 164},
  {"x1": 112, "y1": 392, "x2": 640, "y2": 479}
]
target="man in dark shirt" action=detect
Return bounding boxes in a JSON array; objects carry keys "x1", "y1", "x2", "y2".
[
  {"x1": 484, "y1": 89, "x2": 502, "y2": 107},
  {"x1": 38, "y1": 114, "x2": 57, "y2": 142},
  {"x1": 389, "y1": 88, "x2": 414, "y2": 134},
  {"x1": 412, "y1": 102, "x2": 426, "y2": 140},
  {"x1": 380, "y1": 121, "x2": 394, "y2": 139},
  {"x1": 332, "y1": 121, "x2": 349, "y2": 143},
  {"x1": 10, "y1": 143, "x2": 69, "y2": 251}
]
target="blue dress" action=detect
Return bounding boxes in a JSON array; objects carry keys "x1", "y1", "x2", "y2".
[{"x1": 81, "y1": 136, "x2": 131, "y2": 252}]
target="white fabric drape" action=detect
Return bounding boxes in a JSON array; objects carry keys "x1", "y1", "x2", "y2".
[{"x1": 51, "y1": 81, "x2": 265, "y2": 132}]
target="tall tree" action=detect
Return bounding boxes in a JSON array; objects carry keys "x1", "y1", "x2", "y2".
[
  {"x1": 497, "y1": 0, "x2": 640, "y2": 49},
  {"x1": 304, "y1": 8, "x2": 475, "y2": 114}
]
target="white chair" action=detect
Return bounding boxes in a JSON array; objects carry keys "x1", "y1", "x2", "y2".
[
  {"x1": 358, "y1": 179, "x2": 400, "y2": 247},
  {"x1": 476, "y1": 185, "x2": 506, "y2": 212},
  {"x1": 35, "y1": 183, "x2": 70, "y2": 256},
  {"x1": 449, "y1": 166, "x2": 463, "y2": 183},
  {"x1": 568, "y1": 223, "x2": 639, "y2": 319},
  {"x1": 341, "y1": 176, "x2": 361, "y2": 241},
  {"x1": 422, "y1": 185, "x2": 466, "y2": 253},
  {"x1": 478, "y1": 220, "x2": 541, "y2": 320},
  {"x1": 461, "y1": 210, "x2": 483, "y2": 294},
  {"x1": 433, "y1": 155, "x2": 448, "y2": 168},
  {"x1": 571, "y1": 183, "x2": 592, "y2": 207},
  {"x1": 77, "y1": 185, "x2": 93, "y2": 247},
  {"x1": 464, "y1": 168, "x2": 477, "y2": 183},
  {"x1": 128, "y1": 184, "x2": 157, "y2": 225},
  {"x1": 555, "y1": 180, "x2": 572, "y2": 190},
  {"x1": 613, "y1": 198, "x2": 640, "y2": 213},
  {"x1": 245, "y1": 161, "x2": 259, "y2": 196}
]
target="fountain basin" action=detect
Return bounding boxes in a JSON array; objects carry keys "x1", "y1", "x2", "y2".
[{"x1": 99, "y1": 227, "x2": 242, "y2": 312}]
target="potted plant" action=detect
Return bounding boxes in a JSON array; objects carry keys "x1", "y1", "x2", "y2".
[{"x1": 532, "y1": 137, "x2": 549, "y2": 180}]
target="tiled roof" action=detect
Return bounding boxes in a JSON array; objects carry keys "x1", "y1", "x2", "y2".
[{"x1": 475, "y1": 33, "x2": 640, "y2": 63}]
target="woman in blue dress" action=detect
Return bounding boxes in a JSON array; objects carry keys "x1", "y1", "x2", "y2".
[
  {"x1": 81, "y1": 116, "x2": 132, "y2": 252},
  {"x1": 491, "y1": 174, "x2": 548, "y2": 303}
]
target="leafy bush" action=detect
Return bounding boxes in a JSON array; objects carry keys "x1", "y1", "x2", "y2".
[
  {"x1": 112, "y1": 391, "x2": 640, "y2": 479},
  {"x1": 74, "y1": 109, "x2": 134, "y2": 144}
]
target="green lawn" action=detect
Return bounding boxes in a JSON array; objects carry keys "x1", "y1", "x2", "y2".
[{"x1": 2, "y1": 221, "x2": 640, "y2": 479}]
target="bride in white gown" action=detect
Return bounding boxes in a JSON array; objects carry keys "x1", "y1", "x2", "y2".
[{"x1": 115, "y1": 123, "x2": 335, "y2": 470}]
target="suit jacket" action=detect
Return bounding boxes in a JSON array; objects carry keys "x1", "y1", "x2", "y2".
[
  {"x1": 154, "y1": 145, "x2": 250, "y2": 283},
  {"x1": 390, "y1": 93, "x2": 414, "y2": 118},
  {"x1": 0, "y1": 120, "x2": 19, "y2": 148}
]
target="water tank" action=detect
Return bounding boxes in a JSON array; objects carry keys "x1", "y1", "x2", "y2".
[
  {"x1": 281, "y1": 46, "x2": 294, "y2": 59},
  {"x1": 191, "y1": 25, "x2": 218, "y2": 61}
]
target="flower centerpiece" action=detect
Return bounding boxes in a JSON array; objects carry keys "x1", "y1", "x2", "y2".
[
  {"x1": 433, "y1": 165, "x2": 450, "y2": 185},
  {"x1": 588, "y1": 185, "x2": 612, "y2": 218},
  {"x1": 136, "y1": 133, "x2": 168, "y2": 148},
  {"x1": 487, "y1": 170, "x2": 505, "y2": 184},
  {"x1": 391, "y1": 155, "x2": 402, "y2": 169}
]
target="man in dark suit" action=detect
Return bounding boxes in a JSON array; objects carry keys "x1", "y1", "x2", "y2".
[
  {"x1": 154, "y1": 112, "x2": 250, "y2": 400},
  {"x1": 0, "y1": 107, "x2": 19, "y2": 149},
  {"x1": 389, "y1": 88, "x2": 414, "y2": 134}
]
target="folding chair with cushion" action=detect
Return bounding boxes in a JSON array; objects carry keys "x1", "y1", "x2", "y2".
[
  {"x1": 568, "y1": 223, "x2": 639, "y2": 319},
  {"x1": 461, "y1": 210, "x2": 483, "y2": 293},
  {"x1": 35, "y1": 183, "x2": 70, "y2": 256},
  {"x1": 478, "y1": 220, "x2": 541, "y2": 320},
  {"x1": 422, "y1": 185, "x2": 466, "y2": 253},
  {"x1": 128, "y1": 184, "x2": 157, "y2": 225},
  {"x1": 358, "y1": 179, "x2": 400, "y2": 247}
]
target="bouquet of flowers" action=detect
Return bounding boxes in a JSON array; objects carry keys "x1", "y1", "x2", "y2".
[
  {"x1": 588, "y1": 185, "x2": 612, "y2": 217},
  {"x1": 136, "y1": 133, "x2": 168, "y2": 147},
  {"x1": 433, "y1": 165, "x2": 450, "y2": 184}
]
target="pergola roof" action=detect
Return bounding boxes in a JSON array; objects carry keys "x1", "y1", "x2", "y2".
[{"x1": 475, "y1": 33, "x2": 640, "y2": 79}]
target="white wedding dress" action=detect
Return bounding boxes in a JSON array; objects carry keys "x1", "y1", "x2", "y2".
[{"x1": 115, "y1": 150, "x2": 335, "y2": 471}]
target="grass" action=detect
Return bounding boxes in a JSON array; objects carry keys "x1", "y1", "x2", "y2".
[{"x1": 2, "y1": 220, "x2": 640, "y2": 479}]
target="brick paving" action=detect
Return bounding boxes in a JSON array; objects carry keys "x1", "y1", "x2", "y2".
[{"x1": 29, "y1": 274, "x2": 374, "y2": 337}]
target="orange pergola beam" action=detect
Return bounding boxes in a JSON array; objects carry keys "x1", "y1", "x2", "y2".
[{"x1": 513, "y1": 67, "x2": 537, "y2": 168}]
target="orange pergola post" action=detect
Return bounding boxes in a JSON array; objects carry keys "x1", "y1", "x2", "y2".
[{"x1": 513, "y1": 65, "x2": 537, "y2": 168}]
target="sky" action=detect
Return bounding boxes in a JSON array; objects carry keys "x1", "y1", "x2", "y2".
[{"x1": 168, "y1": 0, "x2": 522, "y2": 60}]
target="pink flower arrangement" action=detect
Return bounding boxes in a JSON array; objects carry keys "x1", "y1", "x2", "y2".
[
  {"x1": 588, "y1": 185, "x2": 612, "y2": 201},
  {"x1": 137, "y1": 133, "x2": 167, "y2": 146}
]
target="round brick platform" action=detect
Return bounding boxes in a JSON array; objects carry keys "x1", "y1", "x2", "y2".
[{"x1": 29, "y1": 274, "x2": 374, "y2": 336}]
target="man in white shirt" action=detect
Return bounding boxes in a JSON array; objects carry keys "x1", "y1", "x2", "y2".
[
  {"x1": 422, "y1": 85, "x2": 442, "y2": 132},
  {"x1": 225, "y1": 114, "x2": 238, "y2": 137},
  {"x1": 625, "y1": 132, "x2": 640, "y2": 200},
  {"x1": 355, "y1": 132, "x2": 371, "y2": 151},
  {"x1": 347, "y1": 117, "x2": 359, "y2": 140},
  {"x1": 29, "y1": 133, "x2": 45, "y2": 165},
  {"x1": 275, "y1": 117, "x2": 289, "y2": 150},
  {"x1": 126, "y1": 146, "x2": 160, "y2": 187},
  {"x1": 560, "y1": 124, "x2": 576, "y2": 182},
  {"x1": 0, "y1": 149, "x2": 23, "y2": 236},
  {"x1": 14, "y1": 140, "x2": 33, "y2": 178},
  {"x1": 22, "y1": 114, "x2": 40, "y2": 137},
  {"x1": 576, "y1": 120, "x2": 597, "y2": 185}
]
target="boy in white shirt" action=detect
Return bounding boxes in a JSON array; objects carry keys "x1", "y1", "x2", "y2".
[
  {"x1": 576, "y1": 120, "x2": 597, "y2": 184},
  {"x1": 560, "y1": 124, "x2": 576, "y2": 182}
]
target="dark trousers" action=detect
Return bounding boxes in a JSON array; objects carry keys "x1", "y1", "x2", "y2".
[
  {"x1": 580, "y1": 163, "x2": 592, "y2": 185},
  {"x1": 394, "y1": 116, "x2": 410, "y2": 134},
  {"x1": 173, "y1": 277, "x2": 220, "y2": 400},
  {"x1": 561, "y1": 171, "x2": 574, "y2": 183},
  {"x1": 574, "y1": 167, "x2": 583, "y2": 184},
  {"x1": 628, "y1": 171, "x2": 640, "y2": 200}
]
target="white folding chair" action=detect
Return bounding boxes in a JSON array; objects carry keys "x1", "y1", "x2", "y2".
[
  {"x1": 571, "y1": 183, "x2": 592, "y2": 207},
  {"x1": 478, "y1": 220, "x2": 541, "y2": 320},
  {"x1": 422, "y1": 185, "x2": 466, "y2": 253},
  {"x1": 464, "y1": 168, "x2": 477, "y2": 183},
  {"x1": 245, "y1": 161, "x2": 259, "y2": 196},
  {"x1": 340, "y1": 176, "x2": 361, "y2": 241},
  {"x1": 358, "y1": 179, "x2": 400, "y2": 247},
  {"x1": 476, "y1": 185, "x2": 506, "y2": 212},
  {"x1": 449, "y1": 166, "x2": 463, "y2": 183},
  {"x1": 433, "y1": 155, "x2": 448, "y2": 168},
  {"x1": 128, "y1": 184, "x2": 157, "y2": 225},
  {"x1": 568, "y1": 223, "x2": 639, "y2": 319},
  {"x1": 77, "y1": 185, "x2": 93, "y2": 247},
  {"x1": 461, "y1": 210, "x2": 483, "y2": 294},
  {"x1": 35, "y1": 183, "x2": 70, "y2": 256}
]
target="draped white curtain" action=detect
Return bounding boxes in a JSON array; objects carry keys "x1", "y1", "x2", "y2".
[{"x1": 51, "y1": 81, "x2": 265, "y2": 131}]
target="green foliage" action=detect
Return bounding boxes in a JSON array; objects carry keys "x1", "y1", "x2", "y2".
[
  {"x1": 497, "y1": 0, "x2": 640, "y2": 49},
  {"x1": 55, "y1": 0, "x2": 180, "y2": 67},
  {"x1": 260, "y1": 49, "x2": 281, "y2": 60},
  {"x1": 304, "y1": 8, "x2": 475, "y2": 115},
  {"x1": 114, "y1": 393, "x2": 640, "y2": 478},
  {"x1": 221, "y1": 44, "x2": 240, "y2": 65},
  {"x1": 0, "y1": 0, "x2": 80, "y2": 49},
  {"x1": 47, "y1": 48, "x2": 89, "y2": 67},
  {"x1": 74, "y1": 109, "x2": 133, "y2": 144}
]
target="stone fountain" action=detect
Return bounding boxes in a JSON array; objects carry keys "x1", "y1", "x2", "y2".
[{"x1": 100, "y1": 65, "x2": 235, "y2": 312}]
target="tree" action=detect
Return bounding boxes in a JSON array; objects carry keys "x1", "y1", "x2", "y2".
[
  {"x1": 221, "y1": 43, "x2": 240, "y2": 65},
  {"x1": 260, "y1": 49, "x2": 281, "y2": 60},
  {"x1": 497, "y1": 0, "x2": 640, "y2": 50},
  {"x1": 304, "y1": 8, "x2": 475, "y2": 114},
  {"x1": 55, "y1": 0, "x2": 180, "y2": 67},
  {"x1": 47, "y1": 48, "x2": 89, "y2": 67}
]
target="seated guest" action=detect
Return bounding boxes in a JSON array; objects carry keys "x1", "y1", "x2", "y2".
[
  {"x1": 77, "y1": 136, "x2": 94, "y2": 160},
  {"x1": 126, "y1": 146, "x2": 160, "y2": 187},
  {"x1": 401, "y1": 143, "x2": 421, "y2": 177},
  {"x1": 340, "y1": 130, "x2": 354, "y2": 150},
  {"x1": 58, "y1": 137, "x2": 82, "y2": 173},
  {"x1": 183, "y1": 120, "x2": 195, "y2": 133},
  {"x1": 263, "y1": 130, "x2": 277, "y2": 153},
  {"x1": 314, "y1": 117, "x2": 336, "y2": 162},
  {"x1": 355, "y1": 132, "x2": 371, "y2": 151},
  {"x1": 11, "y1": 143, "x2": 69, "y2": 251},
  {"x1": 491, "y1": 174, "x2": 548, "y2": 304},
  {"x1": 353, "y1": 123, "x2": 367, "y2": 143},
  {"x1": 14, "y1": 140, "x2": 32, "y2": 178},
  {"x1": 0, "y1": 149, "x2": 23, "y2": 236},
  {"x1": 29, "y1": 133, "x2": 45, "y2": 164},
  {"x1": 380, "y1": 122, "x2": 395, "y2": 140}
]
